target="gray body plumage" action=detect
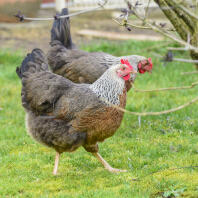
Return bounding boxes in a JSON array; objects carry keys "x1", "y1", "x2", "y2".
[
  {"x1": 17, "y1": 49, "x2": 127, "y2": 154},
  {"x1": 47, "y1": 8, "x2": 146, "y2": 86}
]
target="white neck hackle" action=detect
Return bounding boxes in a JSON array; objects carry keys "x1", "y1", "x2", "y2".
[
  {"x1": 103, "y1": 55, "x2": 147, "y2": 82},
  {"x1": 89, "y1": 64, "x2": 126, "y2": 105}
]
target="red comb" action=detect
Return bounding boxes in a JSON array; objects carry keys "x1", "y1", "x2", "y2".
[
  {"x1": 147, "y1": 58, "x2": 153, "y2": 71},
  {"x1": 120, "y1": 59, "x2": 133, "y2": 70},
  {"x1": 138, "y1": 58, "x2": 153, "y2": 74}
]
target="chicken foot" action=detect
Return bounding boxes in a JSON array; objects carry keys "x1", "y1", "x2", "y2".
[
  {"x1": 53, "y1": 152, "x2": 60, "y2": 175},
  {"x1": 53, "y1": 152, "x2": 127, "y2": 175},
  {"x1": 92, "y1": 153, "x2": 127, "y2": 173}
]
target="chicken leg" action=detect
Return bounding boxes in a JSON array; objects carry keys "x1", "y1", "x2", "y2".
[
  {"x1": 53, "y1": 152, "x2": 60, "y2": 175},
  {"x1": 92, "y1": 153, "x2": 127, "y2": 173}
]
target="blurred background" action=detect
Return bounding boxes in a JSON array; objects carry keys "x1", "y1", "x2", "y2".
[
  {"x1": 1, "y1": 1, "x2": 198, "y2": 197},
  {"x1": 0, "y1": 0, "x2": 167, "y2": 52}
]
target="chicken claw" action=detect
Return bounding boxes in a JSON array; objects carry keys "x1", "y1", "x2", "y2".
[{"x1": 92, "y1": 153, "x2": 127, "y2": 173}]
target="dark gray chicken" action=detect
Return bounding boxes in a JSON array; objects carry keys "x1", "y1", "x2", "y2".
[
  {"x1": 16, "y1": 49, "x2": 142, "y2": 175},
  {"x1": 47, "y1": 8, "x2": 153, "y2": 91}
]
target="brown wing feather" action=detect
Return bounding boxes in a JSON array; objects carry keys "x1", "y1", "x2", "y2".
[
  {"x1": 54, "y1": 56, "x2": 107, "y2": 83},
  {"x1": 72, "y1": 90, "x2": 127, "y2": 145}
]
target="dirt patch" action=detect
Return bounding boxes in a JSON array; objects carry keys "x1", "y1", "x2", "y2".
[
  {"x1": 77, "y1": 29, "x2": 163, "y2": 41},
  {"x1": 0, "y1": 9, "x2": 166, "y2": 53}
]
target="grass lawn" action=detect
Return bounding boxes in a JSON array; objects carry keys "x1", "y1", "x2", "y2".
[{"x1": 0, "y1": 40, "x2": 198, "y2": 198}]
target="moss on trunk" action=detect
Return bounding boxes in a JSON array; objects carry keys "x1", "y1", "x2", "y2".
[{"x1": 154, "y1": 0, "x2": 198, "y2": 69}]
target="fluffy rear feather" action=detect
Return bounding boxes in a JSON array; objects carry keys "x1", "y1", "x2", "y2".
[
  {"x1": 51, "y1": 8, "x2": 75, "y2": 49},
  {"x1": 16, "y1": 49, "x2": 48, "y2": 79}
]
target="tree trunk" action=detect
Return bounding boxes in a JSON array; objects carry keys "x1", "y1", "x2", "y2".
[{"x1": 154, "y1": 0, "x2": 198, "y2": 69}]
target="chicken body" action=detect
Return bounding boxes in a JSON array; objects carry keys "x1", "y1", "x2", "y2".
[
  {"x1": 47, "y1": 8, "x2": 149, "y2": 90},
  {"x1": 17, "y1": 49, "x2": 130, "y2": 174}
]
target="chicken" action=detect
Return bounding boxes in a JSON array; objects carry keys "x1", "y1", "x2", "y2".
[
  {"x1": 16, "y1": 48, "x2": 149, "y2": 175},
  {"x1": 47, "y1": 8, "x2": 153, "y2": 91}
]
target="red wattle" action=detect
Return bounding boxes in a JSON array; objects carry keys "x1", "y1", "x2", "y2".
[
  {"x1": 123, "y1": 74, "x2": 130, "y2": 81},
  {"x1": 138, "y1": 63, "x2": 146, "y2": 74}
]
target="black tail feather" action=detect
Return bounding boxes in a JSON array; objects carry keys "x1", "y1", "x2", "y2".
[
  {"x1": 16, "y1": 48, "x2": 48, "y2": 79},
  {"x1": 51, "y1": 8, "x2": 75, "y2": 49}
]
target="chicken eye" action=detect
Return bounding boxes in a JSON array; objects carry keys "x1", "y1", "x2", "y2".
[{"x1": 122, "y1": 66, "x2": 126, "y2": 70}]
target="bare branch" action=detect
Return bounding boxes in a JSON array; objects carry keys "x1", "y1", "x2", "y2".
[
  {"x1": 146, "y1": 23, "x2": 198, "y2": 52},
  {"x1": 152, "y1": 52, "x2": 198, "y2": 63},
  {"x1": 15, "y1": 0, "x2": 108, "y2": 21},
  {"x1": 107, "y1": 96, "x2": 198, "y2": 116},
  {"x1": 175, "y1": 1, "x2": 198, "y2": 20},
  {"x1": 181, "y1": 71, "x2": 198, "y2": 75},
  {"x1": 174, "y1": 58, "x2": 198, "y2": 63},
  {"x1": 134, "y1": 81, "x2": 198, "y2": 92},
  {"x1": 118, "y1": 1, "x2": 198, "y2": 53},
  {"x1": 143, "y1": 0, "x2": 152, "y2": 23},
  {"x1": 142, "y1": 41, "x2": 173, "y2": 52},
  {"x1": 39, "y1": 94, "x2": 198, "y2": 120},
  {"x1": 167, "y1": 32, "x2": 191, "y2": 51},
  {"x1": 112, "y1": 18, "x2": 151, "y2": 29},
  {"x1": 154, "y1": 0, "x2": 194, "y2": 35}
]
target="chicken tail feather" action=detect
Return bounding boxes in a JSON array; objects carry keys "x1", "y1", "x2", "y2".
[
  {"x1": 51, "y1": 8, "x2": 75, "y2": 49},
  {"x1": 16, "y1": 48, "x2": 48, "y2": 79}
]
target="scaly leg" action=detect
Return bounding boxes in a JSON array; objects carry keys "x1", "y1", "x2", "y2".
[
  {"x1": 53, "y1": 152, "x2": 60, "y2": 175},
  {"x1": 92, "y1": 153, "x2": 127, "y2": 173}
]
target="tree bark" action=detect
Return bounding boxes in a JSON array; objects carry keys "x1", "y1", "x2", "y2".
[{"x1": 154, "y1": 0, "x2": 198, "y2": 69}]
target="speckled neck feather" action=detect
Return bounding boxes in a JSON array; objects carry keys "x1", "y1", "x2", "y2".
[{"x1": 89, "y1": 65, "x2": 125, "y2": 105}]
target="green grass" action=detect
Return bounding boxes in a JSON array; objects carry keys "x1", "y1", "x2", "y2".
[{"x1": 0, "y1": 40, "x2": 198, "y2": 198}]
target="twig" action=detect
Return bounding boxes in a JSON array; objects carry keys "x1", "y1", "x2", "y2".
[
  {"x1": 152, "y1": 52, "x2": 198, "y2": 63},
  {"x1": 127, "y1": 22, "x2": 151, "y2": 29},
  {"x1": 134, "y1": 81, "x2": 198, "y2": 92},
  {"x1": 104, "y1": 81, "x2": 198, "y2": 116},
  {"x1": 147, "y1": 24, "x2": 198, "y2": 53},
  {"x1": 181, "y1": 71, "x2": 198, "y2": 75},
  {"x1": 118, "y1": 1, "x2": 198, "y2": 53},
  {"x1": 174, "y1": 58, "x2": 198, "y2": 63},
  {"x1": 112, "y1": 18, "x2": 151, "y2": 29},
  {"x1": 107, "y1": 96, "x2": 198, "y2": 116},
  {"x1": 142, "y1": 41, "x2": 173, "y2": 52},
  {"x1": 167, "y1": 33, "x2": 191, "y2": 51},
  {"x1": 39, "y1": 95, "x2": 198, "y2": 120},
  {"x1": 15, "y1": 0, "x2": 107, "y2": 21},
  {"x1": 144, "y1": 0, "x2": 151, "y2": 21},
  {"x1": 46, "y1": 92, "x2": 198, "y2": 119},
  {"x1": 175, "y1": 1, "x2": 198, "y2": 21}
]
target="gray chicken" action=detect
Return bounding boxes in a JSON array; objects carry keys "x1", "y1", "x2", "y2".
[
  {"x1": 47, "y1": 8, "x2": 153, "y2": 91},
  {"x1": 16, "y1": 49, "x2": 151, "y2": 175}
]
